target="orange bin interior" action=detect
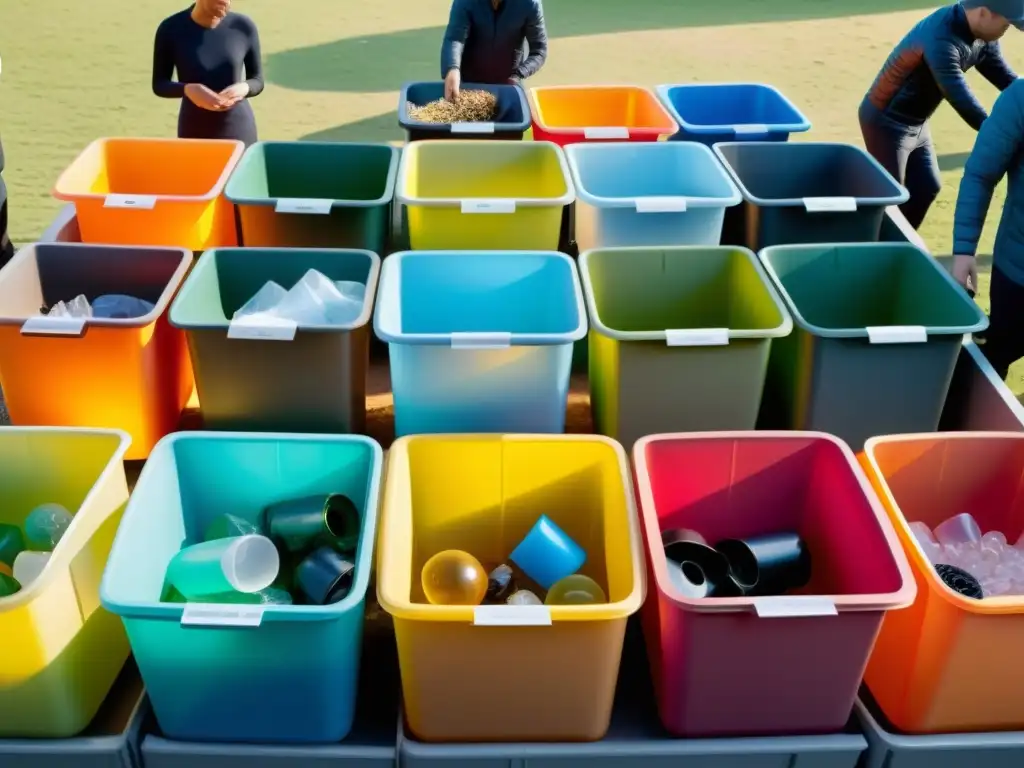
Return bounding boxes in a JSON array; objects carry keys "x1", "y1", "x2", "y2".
[{"x1": 532, "y1": 86, "x2": 677, "y2": 133}]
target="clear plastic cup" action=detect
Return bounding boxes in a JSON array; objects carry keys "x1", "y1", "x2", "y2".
[
  {"x1": 934, "y1": 513, "x2": 983, "y2": 547},
  {"x1": 166, "y1": 534, "x2": 280, "y2": 599}
]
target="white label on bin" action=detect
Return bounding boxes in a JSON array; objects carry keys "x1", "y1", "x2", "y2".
[
  {"x1": 227, "y1": 316, "x2": 298, "y2": 341},
  {"x1": 732, "y1": 124, "x2": 770, "y2": 135},
  {"x1": 181, "y1": 604, "x2": 265, "y2": 627},
  {"x1": 584, "y1": 126, "x2": 630, "y2": 139},
  {"x1": 665, "y1": 328, "x2": 729, "y2": 346},
  {"x1": 451, "y1": 121, "x2": 496, "y2": 134},
  {"x1": 753, "y1": 597, "x2": 838, "y2": 618},
  {"x1": 104, "y1": 194, "x2": 157, "y2": 210},
  {"x1": 451, "y1": 332, "x2": 512, "y2": 349},
  {"x1": 20, "y1": 315, "x2": 86, "y2": 336},
  {"x1": 802, "y1": 197, "x2": 858, "y2": 213},
  {"x1": 635, "y1": 197, "x2": 688, "y2": 213},
  {"x1": 275, "y1": 198, "x2": 333, "y2": 215},
  {"x1": 866, "y1": 325, "x2": 927, "y2": 344},
  {"x1": 461, "y1": 199, "x2": 516, "y2": 214},
  {"x1": 473, "y1": 605, "x2": 552, "y2": 626}
]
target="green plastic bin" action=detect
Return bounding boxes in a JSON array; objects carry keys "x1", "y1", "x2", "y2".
[
  {"x1": 169, "y1": 247, "x2": 379, "y2": 433},
  {"x1": 580, "y1": 246, "x2": 792, "y2": 449},
  {"x1": 225, "y1": 142, "x2": 398, "y2": 251},
  {"x1": 758, "y1": 242, "x2": 988, "y2": 449}
]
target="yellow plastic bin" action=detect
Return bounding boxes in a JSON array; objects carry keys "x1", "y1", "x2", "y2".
[
  {"x1": 396, "y1": 140, "x2": 574, "y2": 250},
  {"x1": 0, "y1": 427, "x2": 131, "y2": 738},
  {"x1": 378, "y1": 434, "x2": 645, "y2": 743},
  {"x1": 53, "y1": 138, "x2": 244, "y2": 250}
]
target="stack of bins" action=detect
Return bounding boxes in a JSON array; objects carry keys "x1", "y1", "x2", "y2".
[
  {"x1": 633, "y1": 431, "x2": 915, "y2": 737},
  {"x1": 399, "y1": 82, "x2": 531, "y2": 141},
  {"x1": 757, "y1": 242, "x2": 988, "y2": 449},
  {"x1": 225, "y1": 141, "x2": 398, "y2": 251},
  {"x1": 377, "y1": 433, "x2": 645, "y2": 742}
]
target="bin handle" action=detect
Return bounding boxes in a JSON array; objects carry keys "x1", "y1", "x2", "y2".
[
  {"x1": 451, "y1": 121, "x2": 495, "y2": 134},
  {"x1": 802, "y1": 197, "x2": 857, "y2": 213},
  {"x1": 753, "y1": 597, "x2": 837, "y2": 618},
  {"x1": 104, "y1": 194, "x2": 157, "y2": 210},
  {"x1": 227, "y1": 317, "x2": 298, "y2": 341},
  {"x1": 20, "y1": 315, "x2": 87, "y2": 338},
  {"x1": 474, "y1": 605, "x2": 552, "y2": 626},
  {"x1": 665, "y1": 328, "x2": 729, "y2": 346},
  {"x1": 636, "y1": 197, "x2": 688, "y2": 213},
  {"x1": 583, "y1": 126, "x2": 629, "y2": 140},
  {"x1": 275, "y1": 198, "x2": 334, "y2": 215},
  {"x1": 866, "y1": 325, "x2": 927, "y2": 344},
  {"x1": 181, "y1": 604, "x2": 265, "y2": 628},
  {"x1": 451, "y1": 332, "x2": 512, "y2": 349},
  {"x1": 461, "y1": 199, "x2": 516, "y2": 214},
  {"x1": 732, "y1": 124, "x2": 770, "y2": 136}
]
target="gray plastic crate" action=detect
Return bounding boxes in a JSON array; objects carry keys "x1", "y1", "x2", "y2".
[
  {"x1": 856, "y1": 694, "x2": 1024, "y2": 768},
  {"x1": 0, "y1": 661, "x2": 145, "y2": 768},
  {"x1": 399, "y1": 620, "x2": 866, "y2": 767}
]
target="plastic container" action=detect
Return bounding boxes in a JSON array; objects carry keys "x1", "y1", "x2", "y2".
[
  {"x1": 169, "y1": 247, "x2": 379, "y2": 433},
  {"x1": 100, "y1": 431, "x2": 383, "y2": 743},
  {"x1": 0, "y1": 427, "x2": 132, "y2": 738},
  {"x1": 757, "y1": 242, "x2": 988, "y2": 449},
  {"x1": 399, "y1": 82, "x2": 531, "y2": 142},
  {"x1": 565, "y1": 142, "x2": 741, "y2": 251},
  {"x1": 529, "y1": 86, "x2": 678, "y2": 147},
  {"x1": 656, "y1": 83, "x2": 810, "y2": 144},
  {"x1": 225, "y1": 141, "x2": 398, "y2": 251},
  {"x1": 713, "y1": 142, "x2": 908, "y2": 249},
  {"x1": 374, "y1": 250, "x2": 586, "y2": 436},
  {"x1": 580, "y1": 246, "x2": 791, "y2": 449},
  {"x1": 53, "y1": 138, "x2": 243, "y2": 250},
  {"x1": 633, "y1": 431, "x2": 915, "y2": 737},
  {"x1": 378, "y1": 434, "x2": 645, "y2": 743},
  {"x1": 860, "y1": 432, "x2": 1024, "y2": 734},
  {"x1": 0, "y1": 243, "x2": 193, "y2": 460},
  {"x1": 396, "y1": 140, "x2": 574, "y2": 250}
]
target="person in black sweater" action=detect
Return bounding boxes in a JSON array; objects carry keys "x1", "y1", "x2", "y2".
[{"x1": 152, "y1": 0, "x2": 264, "y2": 146}]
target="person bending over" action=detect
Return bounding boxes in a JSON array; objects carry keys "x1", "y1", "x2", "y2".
[
  {"x1": 859, "y1": 0, "x2": 1023, "y2": 230},
  {"x1": 153, "y1": 0, "x2": 264, "y2": 146},
  {"x1": 442, "y1": 0, "x2": 548, "y2": 101}
]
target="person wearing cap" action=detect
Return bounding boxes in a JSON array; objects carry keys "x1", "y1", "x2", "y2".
[
  {"x1": 441, "y1": 0, "x2": 548, "y2": 102},
  {"x1": 951, "y1": 77, "x2": 1024, "y2": 379},
  {"x1": 859, "y1": 1, "x2": 1022, "y2": 231}
]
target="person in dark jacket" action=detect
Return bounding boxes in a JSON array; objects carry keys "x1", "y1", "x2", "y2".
[
  {"x1": 952, "y1": 78, "x2": 1024, "y2": 379},
  {"x1": 441, "y1": 0, "x2": 548, "y2": 101},
  {"x1": 152, "y1": 0, "x2": 264, "y2": 146},
  {"x1": 859, "y1": 1, "x2": 1023, "y2": 231}
]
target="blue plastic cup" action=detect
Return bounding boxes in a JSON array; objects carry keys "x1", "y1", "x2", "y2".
[
  {"x1": 166, "y1": 534, "x2": 280, "y2": 599},
  {"x1": 296, "y1": 546, "x2": 355, "y2": 605},
  {"x1": 509, "y1": 515, "x2": 586, "y2": 590}
]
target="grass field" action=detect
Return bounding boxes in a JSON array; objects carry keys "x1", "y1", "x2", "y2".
[{"x1": 1, "y1": 0, "x2": 1023, "y2": 389}]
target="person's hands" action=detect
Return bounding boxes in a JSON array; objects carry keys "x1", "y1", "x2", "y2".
[
  {"x1": 184, "y1": 83, "x2": 227, "y2": 111},
  {"x1": 444, "y1": 68, "x2": 461, "y2": 101},
  {"x1": 953, "y1": 254, "x2": 978, "y2": 296},
  {"x1": 219, "y1": 82, "x2": 250, "y2": 108}
]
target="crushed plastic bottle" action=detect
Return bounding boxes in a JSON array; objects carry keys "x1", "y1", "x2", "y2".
[
  {"x1": 45, "y1": 294, "x2": 93, "y2": 319},
  {"x1": 232, "y1": 281, "x2": 289, "y2": 326}
]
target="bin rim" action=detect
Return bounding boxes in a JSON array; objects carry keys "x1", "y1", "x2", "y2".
[
  {"x1": 654, "y1": 82, "x2": 812, "y2": 136},
  {"x1": 377, "y1": 433, "x2": 647, "y2": 623},
  {"x1": 373, "y1": 249, "x2": 588, "y2": 346},
  {"x1": 564, "y1": 141, "x2": 742, "y2": 210},
  {"x1": 223, "y1": 141, "x2": 400, "y2": 208},
  {"x1": 394, "y1": 139, "x2": 576, "y2": 208},
  {"x1": 0, "y1": 427, "x2": 131, "y2": 612},
  {"x1": 578, "y1": 245, "x2": 793, "y2": 341},
  {"x1": 52, "y1": 136, "x2": 245, "y2": 204},
  {"x1": 711, "y1": 141, "x2": 910, "y2": 207},
  {"x1": 757, "y1": 241, "x2": 989, "y2": 338},
  {"x1": 528, "y1": 84, "x2": 679, "y2": 137},
  {"x1": 0, "y1": 242, "x2": 192, "y2": 331},
  {"x1": 398, "y1": 81, "x2": 532, "y2": 133},
  {"x1": 633, "y1": 430, "x2": 917, "y2": 615},
  {"x1": 864, "y1": 431, "x2": 1024, "y2": 616},
  {"x1": 168, "y1": 246, "x2": 381, "y2": 334},
  {"x1": 99, "y1": 430, "x2": 384, "y2": 624}
]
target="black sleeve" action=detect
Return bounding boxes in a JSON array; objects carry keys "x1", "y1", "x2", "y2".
[
  {"x1": 441, "y1": 0, "x2": 471, "y2": 76},
  {"x1": 978, "y1": 41, "x2": 1018, "y2": 92},
  {"x1": 514, "y1": 0, "x2": 548, "y2": 80},
  {"x1": 924, "y1": 36, "x2": 988, "y2": 130},
  {"x1": 242, "y1": 18, "x2": 265, "y2": 97},
  {"x1": 152, "y1": 19, "x2": 185, "y2": 99}
]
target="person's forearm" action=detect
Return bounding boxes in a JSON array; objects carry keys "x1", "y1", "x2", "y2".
[
  {"x1": 952, "y1": 177, "x2": 992, "y2": 257},
  {"x1": 441, "y1": 40, "x2": 464, "y2": 76},
  {"x1": 153, "y1": 79, "x2": 185, "y2": 99},
  {"x1": 244, "y1": 77, "x2": 264, "y2": 97},
  {"x1": 928, "y1": 44, "x2": 988, "y2": 130},
  {"x1": 515, "y1": 47, "x2": 546, "y2": 79},
  {"x1": 979, "y1": 47, "x2": 1017, "y2": 92},
  {"x1": 441, "y1": 0, "x2": 470, "y2": 76}
]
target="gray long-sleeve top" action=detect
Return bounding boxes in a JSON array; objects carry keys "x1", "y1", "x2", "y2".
[{"x1": 440, "y1": 0, "x2": 548, "y2": 84}]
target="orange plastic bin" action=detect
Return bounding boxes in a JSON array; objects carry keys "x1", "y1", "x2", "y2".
[
  {"x1": 53, "y1": 138, "x2": 243, "y2": 250},
  {"x1": 862, "y1": 432, "x2": 1024, "y2": 734},
  {"x1": 529, "y1": 86, "x2": 678, "y2": 147},
  {"x1": 0, "y1": 243, "x2": 193, "y2": 461}
]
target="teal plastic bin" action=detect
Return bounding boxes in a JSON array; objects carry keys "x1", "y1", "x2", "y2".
[{"x1": 100, "y1": 431, "x2": 383, "y2": 744}]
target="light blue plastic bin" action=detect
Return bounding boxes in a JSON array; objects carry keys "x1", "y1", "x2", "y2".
[
  {"x1": 565, "y1": 142, "x2": 741, "y2": 252},
  {"x1": 99, "y1": 431, "x2": 383, "y2": 744},
  {"x1": 374, "y1": 250, "x2": 586, "y2": 436},
  {"x1": 656, "y1": 83, "x2": 811, "y2": 144}
]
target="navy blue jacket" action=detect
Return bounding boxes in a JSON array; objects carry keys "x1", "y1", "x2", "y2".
[
  {"x1": 441, "y1": 0, "x2": 548, "y2": 84},
  {"x1": 862, "y1": 3, "x2": 1016, "y2": 130},
  {"x1": 954, "y1": 79, "x2": 1024, "y2": 285}
]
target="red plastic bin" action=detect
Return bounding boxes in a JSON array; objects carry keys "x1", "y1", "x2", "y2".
[
  {"x1": 633, "y1": 431, "x2": 915, "y2": 737},
  {"x1": 529, "y1": 86, "x2": 678, "y2": 147}
]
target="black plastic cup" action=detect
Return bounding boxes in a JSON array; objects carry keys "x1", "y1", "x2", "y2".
[
  {"x1": 715, "y1": 533, "x2": 811, "y2": 597},
  {"x1": 296, "y1": 547, "x2": 356, "y2": 605},
  {"x1": 662, "y1": 529, "x2": 740, "y2": 597},
  {"x1": 261, "y1": 494, "x2": 360, "y2": 554}
]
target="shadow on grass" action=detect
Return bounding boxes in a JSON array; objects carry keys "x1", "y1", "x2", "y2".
[
  {"x1": 299, "y1": 112, "x2": 403, "y2": 143},
  {"x1": 938, "y1": 152, "x2": 970, "y2": 172},
  {"x1": 266, "y1": 0, "x2": 939, "y2": 93}
]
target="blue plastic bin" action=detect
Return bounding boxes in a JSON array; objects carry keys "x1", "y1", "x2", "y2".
[
  {"x1": 374, "y1": 250, "x2": 586, "y2": 436},
  {"x1": 399, "y1": 82, "x2": 531, "y2": 142},
  {"x1": 100, "y1": 431, "x2": 383, "y2": 744},
  {"x1": 656, "y1": 83, "x2": 810, "y2": 144},
  {"x1": 565, "y1": 142, "x2": 741, "y2": 251}
]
